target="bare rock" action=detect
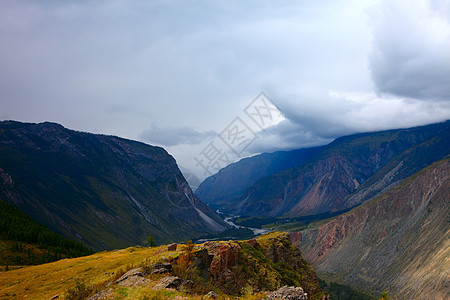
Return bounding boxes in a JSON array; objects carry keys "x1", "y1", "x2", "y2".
[
  {"x1": 267, "y1": 286, "x2": 308, "y2": 300},
  {"x1": 247, "y1": 239, "x2": 257, "y2": 247},
  {"x1": 114, "y1": 267, "x2": 144, "y2": 284},
  {"x1": 118, "y1": 276, "x2": 150, "y2": 287},
  {"x1": 87, "y1": 288, "x2": 114, "y2": 300},
  {"x1": 153, "y1": 276, "x2": 183, "y2": 290},
  {"x1": 150, "y1": 263, "x2": 172, "y2": 274},
  {"x1": 205, "y1": 291, "x2": 219, "y2": 298},
  {"x1": 167, "y1": 243, "x2": 177, "y2": 251}
]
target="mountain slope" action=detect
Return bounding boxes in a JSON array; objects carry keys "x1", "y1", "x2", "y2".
[
  {"x1": 235, "y1": 121, "x2": 450, "y2": 217},
  {"x1": 0, "y1": 199, "x2": 93, "y2": 266},
  {"x1": 0, "y1": 121, "x2": 226, "y2": 250},
  {"x1": 291, "y1": 159, "x2": 450, "y2": 299},
  {"x1": 196, "y1": 147, "x2": 321, "y2": 209}
]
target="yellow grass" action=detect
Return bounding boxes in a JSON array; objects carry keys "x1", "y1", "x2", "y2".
[
  {"x1": 0, "y1": 233, "x2": 284, "y2": 299},
  {"x1": 0, "y1": 245, "x2": 179, "y2": 299}
]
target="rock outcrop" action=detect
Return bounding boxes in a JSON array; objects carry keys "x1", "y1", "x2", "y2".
[{"x1": 172, "y1": 233, "x2": 327, "y2": 299}]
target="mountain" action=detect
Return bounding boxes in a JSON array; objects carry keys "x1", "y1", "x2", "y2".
[
  {"x1": 0, "y1": 232, "x2": 327, "y2": 299},
  {"x1": 291, "y1": 159, "x2": 450, "y2": 299},
  {"x1": 233, "y1": 121, "x2": 450, "y2": 217},
  {"x1": 196, "y1": 147, "x2": 321, "y2": 209},
  {"x1": 0, "y1": 121, "x2": 226, "y2": 250}
]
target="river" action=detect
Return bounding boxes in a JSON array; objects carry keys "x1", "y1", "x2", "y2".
[{"x1": 223, "y1": 215, "x2": 271, "y2": 235}]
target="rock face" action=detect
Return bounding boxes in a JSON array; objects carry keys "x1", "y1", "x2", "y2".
[
  {"x1": 232, "y1": 121, "x2": 450, "y2": 217},
  {"x1": 294, "y1": 160, "x2": 450, "y2": 299},
  {"x1": 0, "y1": 121, "x2": 226, "y2": 249}
]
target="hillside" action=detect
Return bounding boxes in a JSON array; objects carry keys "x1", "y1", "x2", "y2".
[
  {"x1": 233, "y1": 121, "x2": 450, "y2": 217},
  {"x1": 0, "y1": 121, "x2": 226, "y2": 250},
  {"x1": 196, "y1": 147, "x2": 321, "y2": 209},
  {"x1": 0, "y1": 232, "x2": 327, "y2": 300},
  {"x1": 291, "y1": 159, "x2": 450, "y2": 299},
  {"x1": 0, "y1": 199, "x2": 93, "y2": 267}
]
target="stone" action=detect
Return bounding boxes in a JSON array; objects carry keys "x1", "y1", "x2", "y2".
[
  {"x1": 167, "y1": 243, "x2": 177, "y2": 251},
  {"x1": 114, "y1": 267, "x2": 144, "y2": 284},
  {"x1": 247, "y1": 239, "x2": 257, "y2": 247},
  {"x1": 86, "y1": 288, "x2": 114, "y2": 300},
  {"x1": 152, "y1": 276, "x2": 183, "y2": 290},
  {"x1": 150, "y1": 263, "x2": 172, "y2": 274},
  {"x1": 118, "y1": 276, "x2": 150, "y2": 287},
  {"x1": 205, "y1": 291, "x2": 219, "y2": 298},
  {"x1": 267, "y1": 286, "x2": 308, "y2": 300}
]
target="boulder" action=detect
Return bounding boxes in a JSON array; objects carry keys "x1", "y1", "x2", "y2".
[
  {"x1": 153, "y1": 276, "x2": 183, "y2": 290},
  {"x1": 86, "y1": 288, "x2": 114, "y2": 300},
  {"x1": 150, "y1": 263, "x2": 172, "y2": 274},
  {"x1": 113, "y1": 267, "x2": 144, "y2": 284},
  {"x1": 205, "y1": 291, "x2": 219, "y2": 298},
  {"x1": 167, "y1": 243, "x2": 177, "y2": 251},
  {"x1": 267, "y1": 286, "x2": 308, "y2": 300}
]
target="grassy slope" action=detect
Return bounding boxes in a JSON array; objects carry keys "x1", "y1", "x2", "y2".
[
  {"x1": 0, "y1": 246, "x2": 163, "y2": 300},
  {"x1": 0, "y1": 232, "x2": 325, "y2": 300}
]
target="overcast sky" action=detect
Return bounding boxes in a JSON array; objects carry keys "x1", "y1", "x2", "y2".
[{"x1": 1, "y1": 0, "x2": 449, "y2": 181}]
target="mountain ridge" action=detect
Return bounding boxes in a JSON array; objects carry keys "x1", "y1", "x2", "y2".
[
  {"x1": 0, "y1": 121, "x2": 226, "y2": 250},
  {"x1": 228, "y1": 121, "x2": 450, "y2": 217}
]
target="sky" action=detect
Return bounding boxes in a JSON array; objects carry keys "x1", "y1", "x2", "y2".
[{"x1": 1, "y1": 0, "x2": 450, "y2": 183}]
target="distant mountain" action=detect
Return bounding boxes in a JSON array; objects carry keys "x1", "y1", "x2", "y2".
[
  {"x1": 291, "y1": 159, "x2": 450, "y2": 299},
  {"x1": 196, "y1": 147, "x2": 321, "y2": 210},
  {"x1": 234, "y1": 121, "x2": 449, "y2": 217},
  {"x1": 0, "y1": 121, "x2": 226, "y2": 250}
]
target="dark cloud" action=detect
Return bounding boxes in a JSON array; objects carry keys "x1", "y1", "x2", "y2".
[
  {"x1": 140, "y1": 125, "x2": 217, "y2": 146},
  {"x1": 0, "y1": 0, "x2": 449, "y2": 179},
  {"x1": 369, "y1": 0, "x2": 450, "y2": 101}
]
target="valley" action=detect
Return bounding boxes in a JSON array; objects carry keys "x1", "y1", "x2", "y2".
[{"x1": 0, "y1": 120, "x2": 448, "y2": 299}]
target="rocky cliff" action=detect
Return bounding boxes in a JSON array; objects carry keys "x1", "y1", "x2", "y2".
[
  {"x1": 0, "y1": 121, "x2": 226, "y2": 250},
  {"x1": 292, "y1": 159, "x2": 450, "y2": 299}
]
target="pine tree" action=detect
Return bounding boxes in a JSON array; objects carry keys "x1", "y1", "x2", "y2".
[{"x1": 147, "y1": 234, "x2": 156, "y2": 247}]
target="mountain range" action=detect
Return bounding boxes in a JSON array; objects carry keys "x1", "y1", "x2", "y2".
[
  {"x1": 198, "y1": 121, "x2": 450, "y2": 218},
  {"x1": 0, "y1": 121, "x2": 226, "y2": 250}
]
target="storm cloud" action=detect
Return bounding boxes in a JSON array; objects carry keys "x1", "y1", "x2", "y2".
[
  {"x1": 140, "y1": 125, "x2": 216, "y2": 146},
  {"x1": 369, "y1": 0, "x2": 450, "y2": 100},
  {"x1": 0, "y1": 0, "x2": 449, "y2": 179}
]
